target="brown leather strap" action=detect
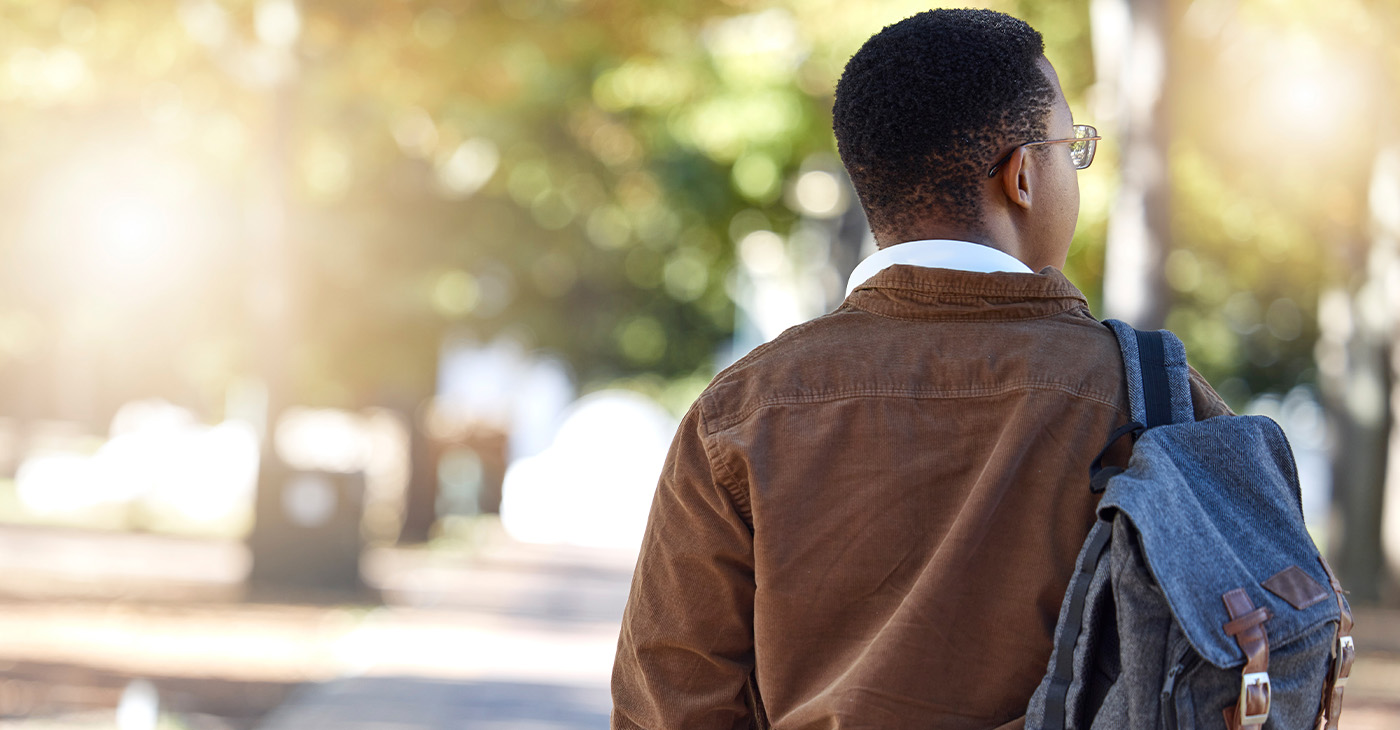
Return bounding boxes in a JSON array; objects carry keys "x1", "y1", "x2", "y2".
[
  {"x1": 1222, "y1": 607, "x2": 1271, "y2": 638},
  {"x1": 1318, "y1": 557, "x2": 1355, "y2": 730},
  {"x1": 1222, "y1": 588, "x2": 1271, "y2": 728},
  {"x1": 1223, "y1": 589, "x2": 1271, "y2": 673}
]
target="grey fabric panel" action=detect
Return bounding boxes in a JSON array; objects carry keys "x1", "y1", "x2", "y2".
[
  {"x1": 1063, "y1": 548, "x2": 1116, "y2": 726},
  {"x1": 1097, "y1": 520, "x2": 1174, "y2": 728},
  {"x1": 1176, "y1": 620, "x2": 1336, "y2": 728},
  {"x1": 1097, "y1": 415, "x2": 1332, "y2": 669},
  {"x1": 1025, "y1": 521, "x2": 1114, "y2": 729}
]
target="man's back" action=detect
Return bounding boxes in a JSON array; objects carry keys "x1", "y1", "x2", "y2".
[
  {"x1": 612, "y1": 265, "x2": 1230, "y2": 729},
  {"x1": 613, "y1": 9, "x2": 1234, "y2": 727}
]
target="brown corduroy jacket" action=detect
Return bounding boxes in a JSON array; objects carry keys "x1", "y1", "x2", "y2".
[{"x1": 612, "y1": 265, "x2": 1230, "y2": 729}]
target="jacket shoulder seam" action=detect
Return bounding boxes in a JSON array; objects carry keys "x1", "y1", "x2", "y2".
[{"x1": 707, "y1": 381, "x2": 1129, "y2": 432}]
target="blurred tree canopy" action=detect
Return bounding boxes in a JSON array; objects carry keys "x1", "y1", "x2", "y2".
[
  {"x1": 0, "y1": 0, "x2": 1395, "y2": 425},
  {"x1": 1165, "y1": 0, "x2": 1399, "y2": 404}
]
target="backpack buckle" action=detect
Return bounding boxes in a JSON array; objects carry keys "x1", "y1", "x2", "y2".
[
  {"x1": 1334, "y1": 635, "x2": 1354, "y2": 688},
  {"x1": 1238, "y1": 671, "x2": 1270, "y2": 726}
]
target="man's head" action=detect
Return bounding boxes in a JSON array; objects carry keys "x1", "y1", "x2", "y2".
[{"x1": 833, "y1": 9, "x2": 1080, "y2": 268}]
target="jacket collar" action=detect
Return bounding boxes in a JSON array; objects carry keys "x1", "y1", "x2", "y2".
[{"x1": 845, "y1": 264, "x2": 1092, "y2": 322}]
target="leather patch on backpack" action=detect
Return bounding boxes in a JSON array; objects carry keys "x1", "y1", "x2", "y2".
[{"x1": 1262, "y1": 565, "x2": 1329, "y2": 610}]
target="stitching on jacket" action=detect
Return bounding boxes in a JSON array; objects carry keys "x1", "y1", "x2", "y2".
[
  {"x1": 846, "y1": 300, "x2": 1079, "y2": 324},
  {"x1": 706, "y1": 381, "x2": 1128, "y2": 434},
  {"x1": 853, "y1": 282, "x2": 1084, "y2": 299}
]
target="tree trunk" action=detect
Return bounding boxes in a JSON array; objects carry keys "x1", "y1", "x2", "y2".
[
  {"x1": 1094, "y1": 0, "x2": 1172, "y2": 329},
  {"x1": 1318, "y1": 142, "x2": 1400, "y2": 604},
  {"x1": 1368, "y1": 144, "x2": 1400, "y2": 604}
]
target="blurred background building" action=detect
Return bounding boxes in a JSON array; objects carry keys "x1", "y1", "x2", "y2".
[{"x1": 0, "y1": 0, "x2": 1397, "y2": 727}]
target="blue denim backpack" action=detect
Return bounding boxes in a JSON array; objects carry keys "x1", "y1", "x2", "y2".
[{"x1": 1024, "y1": 321, "x2": 1355, "y2": 730}]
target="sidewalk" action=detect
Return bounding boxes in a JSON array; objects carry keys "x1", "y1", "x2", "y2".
[
  {"x1": 256, "y1": 677, "x2": 609, "y2": 730},
  {"x1": 0, "y1": 521, "x2": 632, "y2": 729},
  {"x1": 254, "y1": 531, "x2": 630, "y2": 730},
  {"x1": 0, "y1": 522, "x2": 1394, "y2": 728}
]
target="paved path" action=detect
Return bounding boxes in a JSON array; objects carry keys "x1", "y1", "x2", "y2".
[
  {"x1": 0, "y1": 524, "x2": 1396, "y2": 728},
  {"x1": 252, "y1": 528, "x2": 631, "y2": 730},
  {"x1": 257, "y1": 677, "x2": 610, "y2": 730},
  {"x1": 0, "y1": 521, "x2": 631, "y2": 729}
]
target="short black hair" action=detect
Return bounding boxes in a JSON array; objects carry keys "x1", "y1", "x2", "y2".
[{"x1": 833, "y1": 9, "x2": 1056, "y2": 237}]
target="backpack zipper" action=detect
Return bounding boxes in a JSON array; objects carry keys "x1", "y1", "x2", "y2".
[{"x1": 1161, "y1": 653, "x2": 1200, "y2": 729}]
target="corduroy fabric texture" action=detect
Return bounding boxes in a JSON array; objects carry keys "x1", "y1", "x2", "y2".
[{"x1": 612, "y1": 269, "x2": 1230, "y2": 730}]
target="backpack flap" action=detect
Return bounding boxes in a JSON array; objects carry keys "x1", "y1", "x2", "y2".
[{"x1": 1097, "y1": 414, "x2": 1341, "y2": 670}]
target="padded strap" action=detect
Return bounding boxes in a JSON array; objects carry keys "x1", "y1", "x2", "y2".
[
  {"x1": 1042, "y1": 523, "x2": 1113, "y2": 730},
  {"x1": 1102, "y1": 320, "x2": 1195, "y2": 427},
  {"x1": 1135, "y1": 329, "x2": 1172, "y2": 428}
]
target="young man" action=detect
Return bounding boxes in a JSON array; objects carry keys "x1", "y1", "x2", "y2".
[{"x1": 612, "y1": 9, "x2": 1228, "y2": 729}]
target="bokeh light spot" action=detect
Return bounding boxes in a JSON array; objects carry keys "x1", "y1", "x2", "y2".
[
  {"x1": 589, "y1": 123, "x2": 640, "y2": 167},
  {"x1": 586, "y1": 205, "x2": 632, "y2": 250},
  {"x1": 436, "y1": 138, "x2": 499, "y2": 199},
  {"x1": 663, "y1": 251, "x2": 710, "y2": 303},
  {"x1": 738, "y1": 230, "x2": 786, "y2": 276},
  {"x1": 432, "y1": 271, "x2": 481, "y2": 318},
  {"x1": 617, "y1": 316, "x2": 667, "y2": 365},
  {"x1": 732, "y1": 153, "x2": 780, "y2": 202},
  {"x1": 301, "y1": 136, "x2": 353, "y2": 201},
  {"x1": 255, "y1": 0, "x2": 303, "y2": 48},
  {"x1": 792, "y1": 169, "x2": 846, "y2": 218}
]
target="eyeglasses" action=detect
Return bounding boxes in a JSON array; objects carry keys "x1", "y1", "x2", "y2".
[{"x1": 986, "y1": 124, "x2": 1101, "y2": 177}]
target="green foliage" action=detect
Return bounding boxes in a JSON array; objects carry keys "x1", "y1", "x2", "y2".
[
  {"x1": 0, "y1": 0, "x2": 1392, "y2": 418},
  {"x1": 1164, "y1": 0, "x2": 1395, "y2": 403}
]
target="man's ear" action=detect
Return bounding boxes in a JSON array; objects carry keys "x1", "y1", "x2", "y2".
[{"x1": 996, "y1": 146, "x2": 1034, "y2": 211}]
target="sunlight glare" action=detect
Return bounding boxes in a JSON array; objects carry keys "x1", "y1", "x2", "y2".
[
  {"x1": 1251, "y1": 37, "x2": 1362, "y2": 143},
  {"x1": 97, "y1": 196, "x2": 172, "y2": 263},
  {"x1": 255, "y1": 0, "x2": 302, "y2": 48},
  {"x1": 31, "y1": 143, "x2": 224, "y2": 297}
]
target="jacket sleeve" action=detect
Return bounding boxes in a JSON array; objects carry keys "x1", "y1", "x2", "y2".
[
  {"x1": 611, "y1": 402, "x2": 758, "y2": 729},
  {"x1": 1188, "y1": 366, "x2": 1235, "y2": 420}
]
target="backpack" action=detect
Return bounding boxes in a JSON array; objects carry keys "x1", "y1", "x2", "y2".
[{"x1": 1024, "y1": 321, "x2": 1355, "y2": 730}]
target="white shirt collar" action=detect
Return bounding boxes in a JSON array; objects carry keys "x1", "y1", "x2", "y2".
[{"x1": 844, "y1": 239, "x2": 1034, "y2": 297}]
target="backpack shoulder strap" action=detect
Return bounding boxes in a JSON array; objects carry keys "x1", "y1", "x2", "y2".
[{"x1": 1102, "y1": 319, "x2": 1195, "y2": 427}]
